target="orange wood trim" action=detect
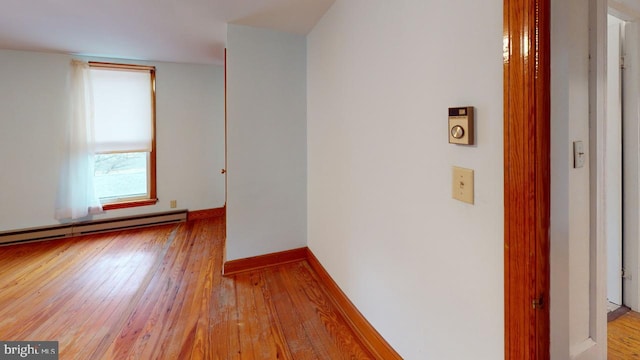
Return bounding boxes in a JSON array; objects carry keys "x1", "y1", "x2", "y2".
[
  {"x1": 224, "y1": 48, "x2": 228, "y2": 205},
  {"x1": 187, "y1": 207, "x2": 225, "y2": 221},
  {"x1": 306, "y1": 249, "x2": 403, "y2": 360},
  {"x1": 90, "y1": 61, "x2": 157, "y2": 210},
  {"x1": 149, "y1": 68, "x2": 157, "y2": 202},
  {"x1": 223, "y1": 247, "x2": 307, "y2": 276},
  {"x1": 504, "y1": 0, "x2": 551, "y2": 359},
  {"x1": 88, "y1": 61, "x2": 155, "y2": 72},
  {"x1": 102, "y1": 198, "x2": 158, "y2": 211}
]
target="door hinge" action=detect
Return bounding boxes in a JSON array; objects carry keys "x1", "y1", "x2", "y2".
[
  {"x1": 622, "y1": 268, "x2": 629, "y2": 279},
  {"x1": 532, "y1": 295, "x2": 545, "y2": 310}
]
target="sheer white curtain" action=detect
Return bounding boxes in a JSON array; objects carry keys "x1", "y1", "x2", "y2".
[{"x1": 55, "y1": 60, "x2": 103, "y2": 220}]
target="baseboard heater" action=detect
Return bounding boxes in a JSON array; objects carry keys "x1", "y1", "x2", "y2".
[{"x1": 0, "y1": 210, "x2": 187, "y2": 246}]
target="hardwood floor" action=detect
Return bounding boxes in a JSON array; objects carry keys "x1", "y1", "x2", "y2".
[
  {"x1": 0, "y1": 217, "x2": 374, "y2": 359},
  {"x1": 609, "y1": 310, "x2": 640, "y2": 359}
]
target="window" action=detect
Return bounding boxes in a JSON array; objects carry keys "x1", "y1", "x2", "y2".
[{"x1": 89, "y1": 62, "x2": 157, "y2": 210}]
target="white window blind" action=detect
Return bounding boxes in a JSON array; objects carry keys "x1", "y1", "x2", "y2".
[{"x1": 91, "y1": 67, "x2": 153, "y2": 153}]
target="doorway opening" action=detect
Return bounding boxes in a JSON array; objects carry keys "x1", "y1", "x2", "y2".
[
  {"x1": 606, "y1": 5, "x2": 640, "y2": 317},
  {"x1": 606, "y1": 5, "x2": 640, "y2": 358},
  {"x1": 606, "y1": 12, "x2": 624, "y2": 317}
]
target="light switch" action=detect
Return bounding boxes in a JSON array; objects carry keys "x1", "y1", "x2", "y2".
[
  {"x1": 452, "y1": 166, "x2": 474, "y2": 204},
  {"x1": 573, "y1": 141, "x2": 585, "y2": 168}
]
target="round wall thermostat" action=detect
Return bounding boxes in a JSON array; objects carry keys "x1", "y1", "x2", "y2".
[{"x1": 451, "y1": 125, "x2": 465, "y2": 139}]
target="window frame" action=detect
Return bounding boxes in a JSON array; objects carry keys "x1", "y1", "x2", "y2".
[{"x1": 89, "y1": 61, "x2": 158, "y2": 210}]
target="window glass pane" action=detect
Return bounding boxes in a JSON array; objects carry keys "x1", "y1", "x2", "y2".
[{"x1": 94, "y1": 152, "x2": 148, "y2": 201}]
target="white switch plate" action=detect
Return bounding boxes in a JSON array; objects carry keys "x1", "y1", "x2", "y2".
[{"x1": 452, "y1": 166, "x2": 474, "y2": 204}]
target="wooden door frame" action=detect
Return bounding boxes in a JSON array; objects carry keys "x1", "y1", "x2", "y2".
[{"x1": 504, "y1": 0, "x2": 551, "y2": 359}]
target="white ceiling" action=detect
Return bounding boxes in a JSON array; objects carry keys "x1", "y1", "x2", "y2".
[{"x1": 0, "y1": 0, "x2": 334, "y2": 65}]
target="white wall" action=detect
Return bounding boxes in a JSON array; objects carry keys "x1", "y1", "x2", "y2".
[
  {"x1": 606, "y1": 0, "x2": 640, "y2": 321},
  {"x1": 225, "y1": 25, "x2": 307, "y2": 261},
  {"x1": 307, "y1": 1, "x2": 504, "y2": 358},
  {"x1": 0, "y1": 49, "x2": 225, "y2": 231},
  {"x1": 623, "y1": 21, "x2": 640, "y2": 312},
  {"x1": 549, "y1": 0, "x2": 589, "y2": 356},
  {"x1": 550, "y1": 0, "x2": 608, "y2": 358},
  {"x1": 610, "y1": 0, "x2": 640, "y2": 19}
]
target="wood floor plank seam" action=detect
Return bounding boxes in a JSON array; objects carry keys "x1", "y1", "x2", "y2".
[
  {"x1": 49, "y1": 231, "x2": 165, "y2": 355},
  {"x1": 257, "y1": 270, "x2": 296, "y2": 359},
  {"x1": 233, "y1": 278, "x2": 243, "y2": 359},
  {"x1": 0, "y1": 233, "x2": 125, "y2": 340},
  {"x1": 279, "y1": 264, "x2": 339, "y2": 359},
  {"x1": 87, "y1": 224, "x2": 180, "y2": 359},
  {"x1": 257, "y1": 269, "x2": 296, "y2": 359}
]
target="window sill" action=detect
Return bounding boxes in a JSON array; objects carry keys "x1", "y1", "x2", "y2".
[{"x1": 101, "y1": 198, "x2": 158, "y2": 211}]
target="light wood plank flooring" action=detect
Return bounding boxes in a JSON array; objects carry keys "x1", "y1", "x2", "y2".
[
  {"x1": 609, "y1": 310, "x2": 640, "y2": 359},
  {"x1": 0, "y1": 217, "x2": 373, "y2": 359}
]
